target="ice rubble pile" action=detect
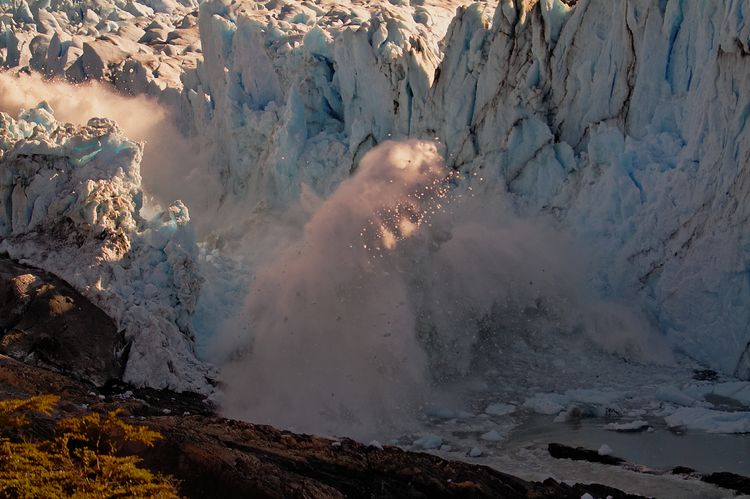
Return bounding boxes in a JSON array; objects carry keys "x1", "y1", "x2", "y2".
[
  {"x1": 0, "y1": 104, "x2": 215, "y2": 393},
  {"x1": 521, "y1": 379, "x2": 750, "y2": 434},
  {"x1": 1, "y1": 0, "x2": 750, "y2": 383}
]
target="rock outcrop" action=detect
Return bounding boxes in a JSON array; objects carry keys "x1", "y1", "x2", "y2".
[{"x1": 0, "y1": 258, "x2": 122, "y2": 386}]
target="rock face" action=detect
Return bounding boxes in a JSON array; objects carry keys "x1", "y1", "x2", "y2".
[
  {"x1": 0, "y1": 105, "x2": 214, "y2": 394},
  {"x1": 0, "y1": 258, "x2": 122, "y2": 386},
  {"x1": 0, "y1": 353, "x2": 645, "y2": 499}
]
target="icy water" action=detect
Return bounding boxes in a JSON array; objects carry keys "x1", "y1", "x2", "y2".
[
  {"x1": 402, "y1": 341, "x2": 750, "y2": 498},
  {"x1": 506, "y1": 414, "x2": 750, "y2": 475},
  {"x1": 422, "y1": 406, "x2": 750, "y2": 499}
]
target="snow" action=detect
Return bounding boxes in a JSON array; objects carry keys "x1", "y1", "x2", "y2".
[{"x1": 597, "y1": 444, "x2": 613, "y2": 456}]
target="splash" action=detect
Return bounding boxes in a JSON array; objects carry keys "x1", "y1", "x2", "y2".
[
  {"x1": 215, "y1": 140, "x2": 447, "y2": 437},
  {"x1": 0, "y1": 73, "x2": 671, "y2": 439},
  {"x1": 213, "y1": 140, "x2": 672, "y2": 439}
]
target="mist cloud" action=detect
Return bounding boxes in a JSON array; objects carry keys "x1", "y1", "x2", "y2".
[
  {"x1": 0, "y1": 72, "x2": 672, "y2": 440},
  {"x1": 212, "y1": 140, "x2": 673, "y2": 439}
]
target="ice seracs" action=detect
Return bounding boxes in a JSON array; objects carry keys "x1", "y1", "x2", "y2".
[
  {"x1": 2, "y1": 0, "x2": 750, "y2": 388},
  {"x1": 0, "y1": 103, "x2": 215, "y2": 394},
  {"x1": 181, "y1": 0, "x2": 750, "y2": 380}
]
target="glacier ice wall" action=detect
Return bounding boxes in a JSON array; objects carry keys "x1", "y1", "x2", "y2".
[
  {"x1": 1, "y1": 0, "x2": 749, "y2": 384},
  {"x1": 181, "y1": 0, "x2": 750, "y2": 379},
  {"x1": 0, "y1": 72, "x2": 223, "y2": 235},
  {"x1": 0, "y1": 104, "x2": 215, "y2": 393}
]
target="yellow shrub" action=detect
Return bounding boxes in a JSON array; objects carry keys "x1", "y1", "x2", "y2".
[{"x1": 0, "y1": 395, "x2": 180, "y2": 498}]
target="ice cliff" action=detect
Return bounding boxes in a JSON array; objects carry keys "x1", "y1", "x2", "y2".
[
  {"x1": 1, "y1": 0, "x2": 750, "y2": 384},
  {"x1": 181, "y1": 0, "x2": 750, "y2": 380},
  {"x1": 0, "y1": 104, "x2": 214, "y2": 393}
]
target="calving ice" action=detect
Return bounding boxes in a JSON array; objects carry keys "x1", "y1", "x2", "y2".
[{"x1": 171, "y1": 0, "x2": 750, "y2": 384}]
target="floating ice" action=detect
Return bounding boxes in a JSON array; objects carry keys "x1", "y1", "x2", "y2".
[
  {"x1": 605, "y1": 421, "x2": 651, "y2": 432},
  {"x1": 484, "y1": 403, "x2": 516, "y2": 417},
  {"x1": 597, "y1": 444, "x2": 613, "y2": 456},
  {"x1": 413, "y1": 433, "x2": 443, "y2": 450},
  {"x1": 664, "y1": 407, "x2": 750, "y2": 434},
  {"x1": 479, "y1": 430, "x2": 503, "y2": 442}
]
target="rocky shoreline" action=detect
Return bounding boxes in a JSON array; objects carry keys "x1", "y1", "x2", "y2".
[{"x1": 0, "y1": 353, "x2": 650, "y2": 498}]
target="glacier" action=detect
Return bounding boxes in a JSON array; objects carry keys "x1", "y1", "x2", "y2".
[
  {"x1": 186, "y1": 0, "x2": 750, "y2": 381},
  {"x1": 0, "y1": 0, "x2": 749, "y2": 393}
]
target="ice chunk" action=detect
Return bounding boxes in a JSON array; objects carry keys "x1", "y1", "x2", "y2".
[
  {"x1": 413, "y1": 434, "x2": 443, "y2": 450},
  {"x1": 664, "y1": 407, "x2": 750, "y2": 434},
  {"x1": 484, "y1": 403, "x2": 516, "y2": 416},
  {"x1": 367, "y1": 440, "x2": 383, "y2": 450},
  {"x1": 605, "y1": 420, "x2": 651, "y2": 432},
  {"x1": 523, "y1": 393, "x2": 568, "y2": 415},
  {"x1": 655, "y1": 386, "x2": 699, "y2": 407},
  {"x1": 479, "y1": 430, "x2": 503, "y2": 442}
]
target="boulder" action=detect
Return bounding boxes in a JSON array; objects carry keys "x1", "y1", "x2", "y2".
[{"x1": 0, "y1": 258, "x2": 123, "y2": 386}]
